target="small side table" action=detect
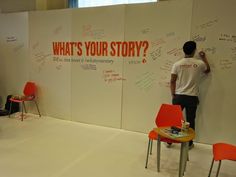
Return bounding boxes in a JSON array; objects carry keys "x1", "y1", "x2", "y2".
[{"x1": 153, "y1": 127, "x2": 195, "y2": 177}]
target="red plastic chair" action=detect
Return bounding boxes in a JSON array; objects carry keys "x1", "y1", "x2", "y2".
[
  {"x1": 208, "y1": 143, "x2": 236, "y2": 177},
  {"x1": 8, "y1": 82, "x2": 41, "y2": 121},
  {"x1": 145, "y1": 104, "x2": 183, "y2": 170}
]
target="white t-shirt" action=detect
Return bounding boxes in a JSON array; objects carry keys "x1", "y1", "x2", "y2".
[{"x1": 171, "y1": 57, "x2": 207, "y2": 96}]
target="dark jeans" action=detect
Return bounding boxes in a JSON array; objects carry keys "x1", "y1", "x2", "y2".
[{"x1": 172, "y1": 94, "x2": 199, "y2": 145}]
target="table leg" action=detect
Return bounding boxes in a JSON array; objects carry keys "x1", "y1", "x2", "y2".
[
  {"x1": 157, "y1": 135, "x2": 161, "y2": 172},
  {"x1": 179, "y1": 142, "x2": 188, "y2": 177},
  {"x1": 184, "y1": 142, "x2": 189, "y2": 172}
]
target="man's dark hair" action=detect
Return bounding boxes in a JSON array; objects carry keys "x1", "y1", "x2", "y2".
[{"x1": 183, "y1": 41, "x2": 196, "y2": 55}]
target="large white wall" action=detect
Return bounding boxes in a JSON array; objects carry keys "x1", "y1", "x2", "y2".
[
  {"x1": 70, "y1": 6, "x2": 125, "y2": 128},
  {"x1": 0, "y1": 12, "x2": 29, "y2": 106},
  {"x1": 122, "y1": 1, "x2": 192, "y2": 133},
  {"x1": 29, "y1": 9, "x2": 72, "y2": 119},
  {"x1": 191, "y1": 0, "x2": 236, "y2": 144},
  {"x1": 0, "y1": 0, "x2": 236, "y2": 145}
]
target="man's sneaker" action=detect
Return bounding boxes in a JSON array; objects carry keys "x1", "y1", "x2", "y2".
[
  {"x1": 189, "y1": 143, "x2": 194, "y2": 150},
  {"x1": 166, "y1": 143, "x2": 172, "y2": 148}
]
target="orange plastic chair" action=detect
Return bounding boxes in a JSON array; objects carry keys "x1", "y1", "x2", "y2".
[
  {"x1": 208, "y1": 143, "x2": 236, "y2": 177},
  {"x1": 8, "y1": 82, "x2": 41, "y2": 121},
  {"x1": 145, "y1": 103, "x2": 183, "y2": 170}
]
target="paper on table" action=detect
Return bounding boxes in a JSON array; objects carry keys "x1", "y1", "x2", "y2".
[{"x1": 160, "y1": 128, "x2": 188, "y2": 138}]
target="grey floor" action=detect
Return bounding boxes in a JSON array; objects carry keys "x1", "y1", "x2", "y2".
[{"x1": 0, "y1": 114, "x2": 235, "y2": 177}]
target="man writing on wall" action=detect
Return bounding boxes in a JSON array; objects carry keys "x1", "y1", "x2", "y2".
[{"x1": 170, "y1": 41, "x2": 211, "y2": 149}]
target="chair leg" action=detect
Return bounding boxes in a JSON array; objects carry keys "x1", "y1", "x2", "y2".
[
  {"x1": 150, "y1": 140, "x2": 153, "y2": 155},
  {"x1": 21, "y1": 102, "x2": 24, "y2": 121},
  {"x1": 216, "y1": 160, "x2": 222, "y2": 177},
  {"x1": 208, "y1": 158, "x2": 214, "y2": 177},
  {"x1": 145, "y1": 139, "x2": 151, "y2": 168},
  {"x1": 23, "y1": 102, "x2": 27, "y2": 113},
  {"x1": 8, "y1": 101, "x2": 13, "y2": 118},
  {"x1": 34, "y1": 100, "x2": 41, "y2": 117}
]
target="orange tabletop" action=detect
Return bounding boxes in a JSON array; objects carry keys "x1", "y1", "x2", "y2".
[{"x1": 153, "y1": 127, "x2": 195, "y2": 142}]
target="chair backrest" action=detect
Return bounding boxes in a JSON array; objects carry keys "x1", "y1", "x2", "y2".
[
  {"x1": 155, "y1": 104, "x2": 183, "y2": 127},
  {"x1": 23, "y1": 82, "x2": 37, "y2": 96}
]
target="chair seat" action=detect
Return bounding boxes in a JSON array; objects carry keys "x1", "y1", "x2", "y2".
[
  {"x1": 148, "y1": 130, "x2": 180, "y2": 143},
  {"x1": 9, "y1": 98, "x2": 24, "y2": 103},
  {"x1": 213, "y1": 143, "x2": 236, "y2": 161},
  {"x1": 10, "y1": 96, "x2": 34, "y2": 103}
]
